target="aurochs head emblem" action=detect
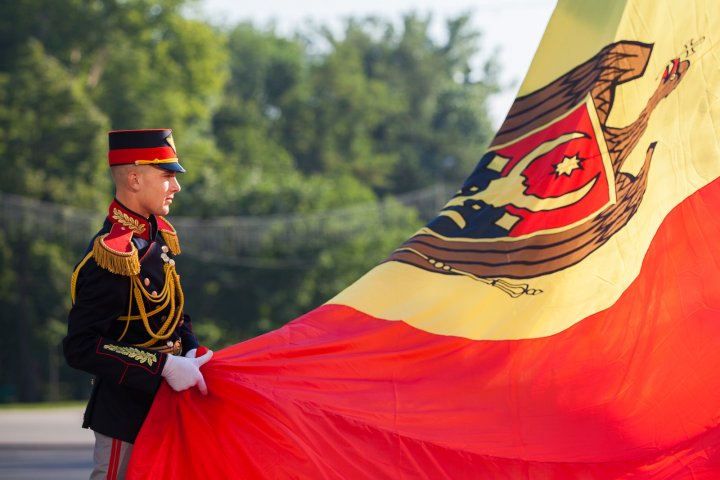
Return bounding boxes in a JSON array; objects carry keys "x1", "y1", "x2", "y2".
[{"x1": 389, "y1": 41, "x2": 691, "y2": 297}]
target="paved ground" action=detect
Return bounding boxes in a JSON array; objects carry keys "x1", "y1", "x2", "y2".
[
  {"x1": 0, "y1": 407, "x2": 93, "y2": 479},
  {"x1": 0, "y1": 445, "x2": 92, "y2": 480},
  {"x1": 0, "y1": 406, "x2": 93, "y2": 446}
]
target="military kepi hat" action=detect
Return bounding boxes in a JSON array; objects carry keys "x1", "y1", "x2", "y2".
[{"x1": 108, "y1": 129, "x2": 185, "y2": 173}]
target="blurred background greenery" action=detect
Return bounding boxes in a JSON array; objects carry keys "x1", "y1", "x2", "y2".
[{"x1": 0, "y1": 0, "x2": 501, "y2": 402}]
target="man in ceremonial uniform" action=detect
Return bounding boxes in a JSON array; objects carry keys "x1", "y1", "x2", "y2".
[{"x1": 63, "y1": 129, "x2": 213, "y2": 479}]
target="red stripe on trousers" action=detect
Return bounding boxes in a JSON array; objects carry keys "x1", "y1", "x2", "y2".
[{"x1": 108, "y1": 438, "x2": 120, "y2": 480}]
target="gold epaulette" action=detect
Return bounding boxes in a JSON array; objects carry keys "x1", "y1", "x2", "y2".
[
  {"x1": 70, "y1": 225, "x2": 139, "y2": 304},
  {"x1": 92, "y1": 234, "x2": 140, "y2": 277},
  {"x1": 157, "y1": 216, "x2": 181, "y2": 255}
]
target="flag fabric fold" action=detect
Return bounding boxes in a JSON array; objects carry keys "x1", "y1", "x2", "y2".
[{"x1": 129, "y1": 0, "x2": 720, "y2": 477}]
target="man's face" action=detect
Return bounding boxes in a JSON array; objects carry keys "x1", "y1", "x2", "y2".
[{"x1": 136, "y1": 166, "x2": 181, "y2": 217}]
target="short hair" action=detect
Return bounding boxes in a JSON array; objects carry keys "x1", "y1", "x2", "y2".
[{"x1": 110, "y1": 164, "x2": 137, "y2": 190}]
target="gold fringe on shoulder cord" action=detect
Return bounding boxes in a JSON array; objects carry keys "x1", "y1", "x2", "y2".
[
  {"x1": 158, "y1": 217, "x2": 181, "y2": 255},
  {"x1": 92, "y1": 234, "x2": 141, "y2": 277},
  {"x1": 160, "y1": 230, "x2": 181, "y2": 255}
]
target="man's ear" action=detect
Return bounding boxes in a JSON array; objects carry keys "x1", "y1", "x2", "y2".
[{"x1": 127, "y1": 169, "x2": 142, "y2": 192}]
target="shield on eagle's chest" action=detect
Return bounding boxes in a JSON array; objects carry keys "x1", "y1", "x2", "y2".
[{"x1": 435, "y1": 96, "x2": 616, "y2": 238}]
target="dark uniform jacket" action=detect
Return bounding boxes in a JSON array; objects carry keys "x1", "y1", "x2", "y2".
[{"x1": 63, "y1": 199, "x2": 198, "y2": 443}]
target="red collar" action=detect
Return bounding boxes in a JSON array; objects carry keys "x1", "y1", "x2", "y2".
[{"x1": 107, "y1": 199, "x2": 152, "y2": 240}]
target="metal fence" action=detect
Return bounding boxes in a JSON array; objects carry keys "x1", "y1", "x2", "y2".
[{"x1": 0, "y1": 184, "x2": 451, "y2": 265}]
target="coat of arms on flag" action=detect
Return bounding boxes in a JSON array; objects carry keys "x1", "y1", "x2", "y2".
[{"x1": 391, "y1": 41, "x2": 690, "y2": 293}]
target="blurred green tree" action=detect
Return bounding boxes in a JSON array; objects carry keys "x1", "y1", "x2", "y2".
[{"x1": 0, "y1": 40, "x2": 109, "y2": 401}]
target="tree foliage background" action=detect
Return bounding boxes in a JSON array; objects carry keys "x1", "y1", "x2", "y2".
[{"x1": 0, "y1": 0, "x2": 500, "y2": 402}]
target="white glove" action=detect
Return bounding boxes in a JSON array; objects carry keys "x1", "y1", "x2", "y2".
[
  {"x1": 162, "y1": 349, "x2": 213, "y2": 394},
  {"x1": 185, "y1": 348, "x2": 197, "y2": 359}
]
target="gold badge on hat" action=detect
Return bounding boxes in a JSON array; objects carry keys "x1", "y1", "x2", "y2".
[{"x1": 166, "y1": 134, "x2": 177, "y2": 154}]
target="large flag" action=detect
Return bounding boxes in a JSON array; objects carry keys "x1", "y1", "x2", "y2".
[{"x1": 129, "y1": 0, "x2": 720, "y2": 477}]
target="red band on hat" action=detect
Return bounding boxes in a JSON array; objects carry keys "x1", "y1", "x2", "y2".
[{"x1": 109, "y1": 147, "x2": 177, "y2": 166}]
